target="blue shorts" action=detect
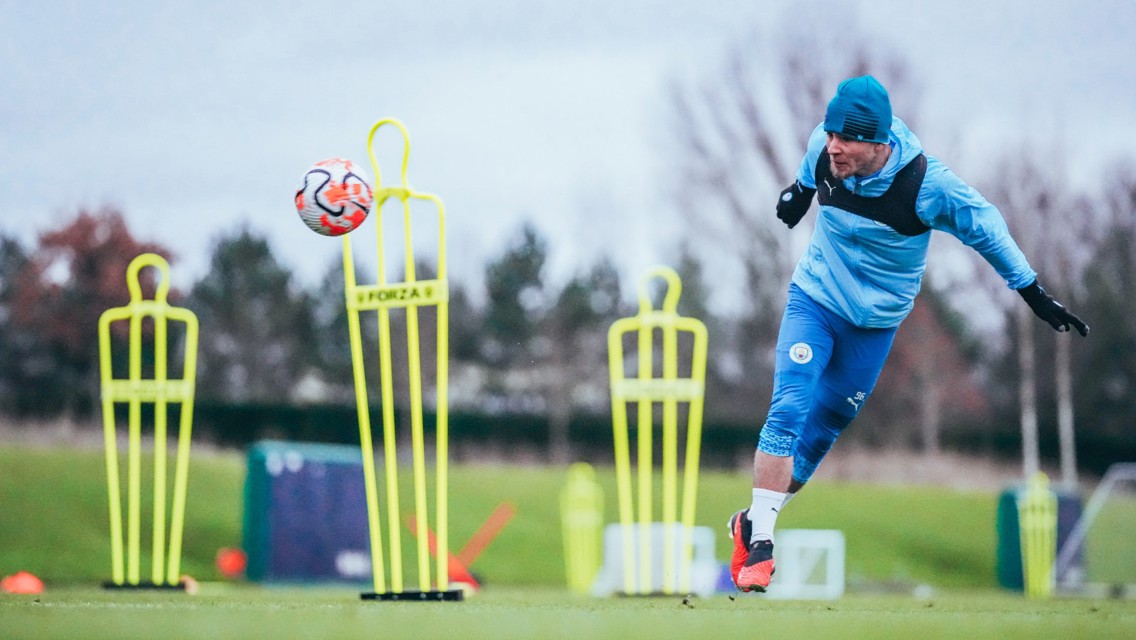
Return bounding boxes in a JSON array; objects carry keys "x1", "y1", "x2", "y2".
[{"x1": 757, "y1": 284, "x2": 898, "y2": 484}]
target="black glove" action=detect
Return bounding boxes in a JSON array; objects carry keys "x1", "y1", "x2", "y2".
[
  {"x1": 776, "y1": 181, "x2": 816, "y2": 229},
  {"x1": 1016, "y1": 279, "x2": 1089, "y2": 336}
]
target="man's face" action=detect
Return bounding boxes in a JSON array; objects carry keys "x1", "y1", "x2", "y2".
[{"x1": 825, "y1": 132, "x2": 889, "y2": 179}]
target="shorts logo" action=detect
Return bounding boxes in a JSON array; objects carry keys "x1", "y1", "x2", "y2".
[{"x1": 789, "y1": 342, "x2": 813, "y2": 364}]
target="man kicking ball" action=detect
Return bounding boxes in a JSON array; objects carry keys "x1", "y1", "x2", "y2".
[{"x1": 730, "y1": 75, "x2": 1088, "y2": 593}]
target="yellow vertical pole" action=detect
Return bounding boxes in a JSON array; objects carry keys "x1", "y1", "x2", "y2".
[
  {"x1": 344, "y1": 236, "x2": 388, "y2": 595},
  {"x1": 430, "y1": 189, "x2": 451, "y2": 591},
  {"x1": 373, "y1": 214, "x2": 405, "y2": 594},
  {"x1": 165, "y1": 312, "x2": 197, "y2": 584},
  {"x1": 127, "y1": 310, "x2": 142, "y2": 585},
  {"x1": 401, "y1": 198, "x2": 431, "y2": 592},
  {"x1": 608, "y1": 319, "x2": 636, "y2": 595},
  {"x1": 678, "y1": 322, "x2": 707, "y2": 592},
  {"x1": 98, "y1": 314, "x2": 125, "y2": 586},
  {"x1": 660, "y1": 288, "x2": 679, "y2": 593},
  {"x1": 151, "y1": 312, "x2": 168, "y2": 585},
  {"x1": 635, "y1": 319, "x2": 653, "y2": 593}
]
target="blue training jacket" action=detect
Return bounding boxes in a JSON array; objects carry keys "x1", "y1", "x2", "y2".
[{"x1": 792, "y1": 118, "x2": 1036, "y2": 329}]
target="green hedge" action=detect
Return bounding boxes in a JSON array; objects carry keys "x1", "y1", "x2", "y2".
[{"x1": 187, "y1": 402, "x2": 758, "y2": 469}]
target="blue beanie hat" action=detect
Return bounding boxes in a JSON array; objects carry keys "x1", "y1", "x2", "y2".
[{"x1": 824, "y1": 75, "x2": 892, "y2": 144}]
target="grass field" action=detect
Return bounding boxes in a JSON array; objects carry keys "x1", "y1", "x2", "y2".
[
  {"x1": 0, "y1": 444, "x2": 1008, "y2": 587},
  {"x1": 3, "y1": 585, "x2": 1135, "y2": 640},
  {"x1": 2, "y1": 444, "x2": 1135, "y2": 639}
]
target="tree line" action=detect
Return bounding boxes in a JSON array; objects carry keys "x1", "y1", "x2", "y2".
[{"x1": 0, "y1": 197, "x2": 1132, "y2": 475}]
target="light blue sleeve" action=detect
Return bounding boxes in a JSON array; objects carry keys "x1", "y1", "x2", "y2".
[
  {"x1": 795, "y1": 124, "x2": 828, "y2": 189},
  {"x1": 918, "y1": 157, "x2": 1037, "y2": 289}
]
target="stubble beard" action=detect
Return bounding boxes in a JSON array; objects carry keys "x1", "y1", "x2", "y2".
[
  {"x1": 829, "y1": 145, "x2": 887, "y2": 179},
  {"x1": 829, "y1": 159, "x2": 854, "y2": 180}
]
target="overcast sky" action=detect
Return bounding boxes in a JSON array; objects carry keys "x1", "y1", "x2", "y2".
[{"x1": 3, "y1": 0, "x2": 1134, "y2": 303}]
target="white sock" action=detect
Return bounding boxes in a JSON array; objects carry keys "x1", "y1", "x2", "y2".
[
  {"x1": 782, "y1": 492, "x2": 796, "y2": 509},
  {"x1": 748, "y1": 488, "x2": 786, "y2": 545}
]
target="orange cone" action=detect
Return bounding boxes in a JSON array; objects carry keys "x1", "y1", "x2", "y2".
[{"x1": 1, "y1": 571, "x2": 44, "y2": 594}]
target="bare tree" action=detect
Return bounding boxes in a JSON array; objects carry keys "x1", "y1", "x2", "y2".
[
  {"x1": 978, "y1": 145, "x2": 1093, "y2": 483},
  {"x1": 1052, "y1": 191, "x2": 1096, "y2": 486},
  {"x1": 869, "y1": 285, "x2": 989, "y2": 454},
  {"x1": 1073, "y1": 164, "x2": 1136, "y2": 471}
]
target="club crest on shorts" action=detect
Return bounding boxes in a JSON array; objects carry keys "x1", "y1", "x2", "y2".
[{"x1": 789, "y1": 342, "x2": 813, "y2": 364}]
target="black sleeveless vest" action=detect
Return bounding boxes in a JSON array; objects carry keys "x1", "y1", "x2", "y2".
[{"x1": 814, "y1": 150, "x2": 930, "y2": 236}]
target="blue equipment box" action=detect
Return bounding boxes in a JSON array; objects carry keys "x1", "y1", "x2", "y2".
[{"x1": 243, "y1": 440, "x2": 372, "y2": 583}]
